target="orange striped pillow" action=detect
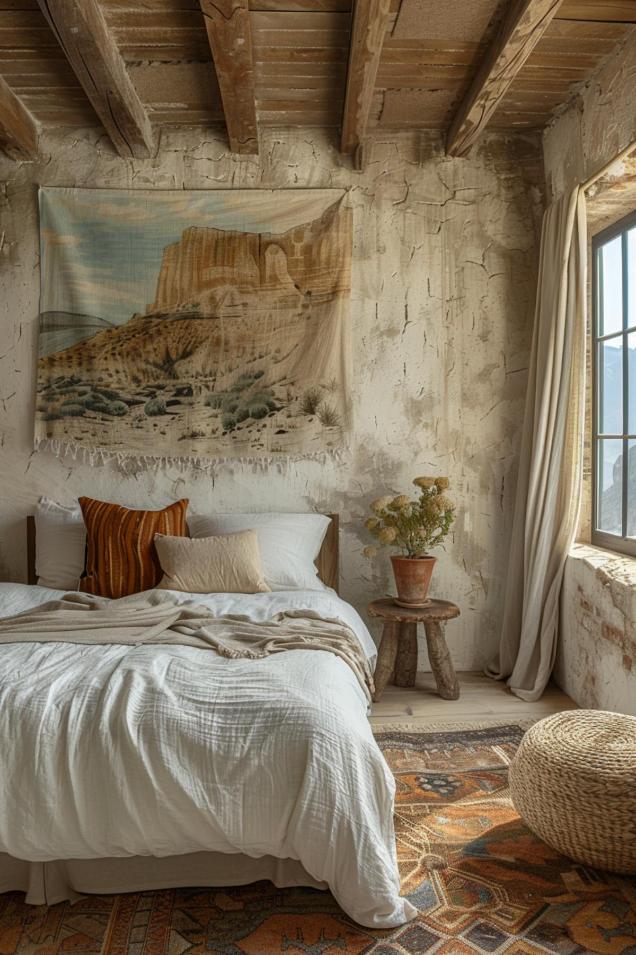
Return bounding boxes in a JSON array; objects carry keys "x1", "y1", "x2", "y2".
[{"x1": 78, "y1": 498, "x2": 189, "y2": 599}]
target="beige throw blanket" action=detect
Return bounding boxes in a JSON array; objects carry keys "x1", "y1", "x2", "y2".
[{"x1": 0, "y1": 592, "x2": 374, "y2": 701}]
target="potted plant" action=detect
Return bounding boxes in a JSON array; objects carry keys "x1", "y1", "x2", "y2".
[{"x1": 363, "y1": 476, "x2": 454, "y2": 607}]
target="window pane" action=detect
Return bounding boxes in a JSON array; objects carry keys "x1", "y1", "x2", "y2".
[
  {"x1": 598, "y1": 235, "x2": 623, "y2": 336},
  {"x1": 630, "y1": 332, "x2": 636, "y2": 434},
  {"x1": 598, "y1": 338, "x2": 623, "y2": 434},
  {"x1": 597, "y1": 438, "x2": 623, "y2": 535},
  {"x1": 628, "y1": 439, "x2": 636, "y2": 538},
  {"x1": 629, "y1": 227, "x2": 636, "y2": 329}
]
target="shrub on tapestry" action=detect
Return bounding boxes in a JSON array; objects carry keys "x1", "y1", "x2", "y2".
[
  {"x1": 107, "y1": 401, "x2": 129, "y2": 416},
  {"x1": 145, "y1": 398, "x2": 167, "y2": 416},
  {"x1": 248, "y1": 402, "x2": 270, "y2": 420},
  {"x1": 317, "y1": 403, "x2": 341, "y2": 428},
  {"x1": 58, "y1": 403, "x2": 86, "y2": 417},
  {"x1": 208, "y1": 375, "x2": 280, "y2": 433},
  {"x1": 301, "y1": 388, "x2": 323, "y2": 415}
]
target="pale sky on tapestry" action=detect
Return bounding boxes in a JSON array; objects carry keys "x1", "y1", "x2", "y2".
[{"x1": 36, "y1": 187, "x2": 351, "y2": 462}]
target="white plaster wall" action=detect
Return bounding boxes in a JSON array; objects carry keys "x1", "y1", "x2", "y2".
[
  {"x1": 0, "y1": 126, "x2": 542, "y2": 669},
  {"x1": 543, "y1": 28, "x2": 636, "y2": 199},
  {"x1": 558, "y1": 545, "x2": 636, "y2": 715}
]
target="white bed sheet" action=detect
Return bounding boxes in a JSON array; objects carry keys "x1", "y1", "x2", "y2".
[{"x1": 0, "y1": 583, "x2": 415, "y2": 928}]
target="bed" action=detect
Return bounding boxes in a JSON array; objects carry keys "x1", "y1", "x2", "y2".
[{"x1": 0, "y1": 513, "x2": 415, "y2": 929}]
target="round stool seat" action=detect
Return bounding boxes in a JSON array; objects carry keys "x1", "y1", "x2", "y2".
[{"x1": 509, "y1": 709, "x2": 636, "y2": 874}]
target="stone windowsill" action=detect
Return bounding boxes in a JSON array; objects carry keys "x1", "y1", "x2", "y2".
[{"x1": 568, "y1": 541, "x2": 636, "y2": 591}]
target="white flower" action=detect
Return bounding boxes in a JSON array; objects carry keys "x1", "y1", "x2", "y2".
[{"x1": 370, "y1": 495, "x2": 394, "y2": 513}]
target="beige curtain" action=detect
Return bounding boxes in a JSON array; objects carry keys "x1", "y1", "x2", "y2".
[{"x1": 486, "y1": 187, "x2": 587, "y2": 701}]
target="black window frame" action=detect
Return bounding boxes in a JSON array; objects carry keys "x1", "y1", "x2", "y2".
[{"x1": 592, "y1": 208, "x2": 636, "y2": 558}]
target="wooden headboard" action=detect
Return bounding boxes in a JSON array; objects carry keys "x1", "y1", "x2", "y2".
[{"x1": 26, "y1": 512, "x2": 340, "y2": 593}]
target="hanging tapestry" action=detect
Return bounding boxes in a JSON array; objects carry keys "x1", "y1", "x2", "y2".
[{"x1": 35, "y1": 187, "x2": 351, "y2": 464}]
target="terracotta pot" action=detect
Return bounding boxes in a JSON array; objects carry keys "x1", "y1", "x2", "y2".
[{"x1": 390, "y1": 555, "x2": 436, "y2": 608}]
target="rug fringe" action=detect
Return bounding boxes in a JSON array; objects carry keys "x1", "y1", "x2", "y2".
[
  {"x1": 371, "y1": 718, "x2": 538, "y2": 733},
  {"x1": 34, "y1": 435, "x2": 350, "y2": 474}
]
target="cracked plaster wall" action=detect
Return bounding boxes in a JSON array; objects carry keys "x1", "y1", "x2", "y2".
[
  {"x1": 0, "y1": 126, "x2": 542, "y2": 669},
  {"x1": 543, "y1": 28, "x2": 636, "y2": 201}
]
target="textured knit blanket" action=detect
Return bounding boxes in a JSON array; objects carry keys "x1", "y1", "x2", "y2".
[{"x1": 0, "y1": 590, "x2": 374, "y2": 701}]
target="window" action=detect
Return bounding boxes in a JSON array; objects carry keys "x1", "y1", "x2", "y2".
[{"x1": 593, "y1": 210, "x2": 636, "y2": 556}]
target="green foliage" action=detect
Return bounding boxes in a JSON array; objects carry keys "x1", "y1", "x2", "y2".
[
  {"x1": 222, "y1": 396, "x2": 240, "y2": 414},
  {"x1": 108, "y1": 400, "x2": 129, "y2": 416},
  {"x1": 207, "y1": 376, "x2": 278, "y2": 429},
  {"x1": 318, "y1": 403, "x2": 341, "y2": 428},
  {"x1": 301, "y1": 387, "x2": 322, "y2": 415},
  {"x1": 251, "y1": 391, "x2": 277, "y2": 411},
  {"x1": 234, "y1": 370, "x2": 264, "y2": 391},
  {"x1": 365, "y1": 478, "x2": 454, "y2": 558},
  {"x1": 93, "y1": 386, "x2": 122, "y2": 402},
  {"x1": 173, "y1": 384, "x2": 193, "y2": 397},
  {"x1": 85, "y1": 397, "x2": 112, "y2": 414},
  {"x1": 58, "y1": 403, "x2": 86, "y2": 417},
  {"x1": 248, "y1": 402, "x2": 269, "y2": 420},
  {"x1": 144, "y1": 397, "x2": 167, "y2": 416}
]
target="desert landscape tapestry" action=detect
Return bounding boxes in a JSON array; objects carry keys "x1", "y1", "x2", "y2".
[{"x1": 35, "y1": 187, "x2": 351, "y2": 463}]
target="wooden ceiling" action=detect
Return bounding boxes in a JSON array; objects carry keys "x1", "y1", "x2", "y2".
[{"x1": 0, "y1": 0, "x2": 634, "y2": 166}]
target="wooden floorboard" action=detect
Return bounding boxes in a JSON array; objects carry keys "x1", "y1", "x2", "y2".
[{"x1": 369, "y1": 671, "x2": 576, "y2": 727}]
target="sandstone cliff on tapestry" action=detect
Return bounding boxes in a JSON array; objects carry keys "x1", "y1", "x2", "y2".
[{"x1": 35, "y1": 188, "x2": 351, "y2": 461}]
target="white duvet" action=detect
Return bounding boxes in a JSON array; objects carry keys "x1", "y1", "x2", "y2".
[{"x1": 0, "y1": 583, "x2": 415, "y2": 928}]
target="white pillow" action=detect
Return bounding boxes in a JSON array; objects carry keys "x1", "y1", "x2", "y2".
[
  {"x1": 188, "y1": 512, "x2": 331, "y2": 592},
  {"x1": 34, "y1": 496, "x2": 86, "y2": 590}
]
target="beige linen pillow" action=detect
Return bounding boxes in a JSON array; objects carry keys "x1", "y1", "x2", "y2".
[{"x1": 154, "y1": 530, "x2": 270, "y2": 594}]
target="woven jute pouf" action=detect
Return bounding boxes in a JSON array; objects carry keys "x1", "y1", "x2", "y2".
[{"x1": 509, "y1": 709, "x2": 636, "y2": 874}]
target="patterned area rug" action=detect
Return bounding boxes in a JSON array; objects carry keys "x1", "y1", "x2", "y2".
[{"x1": 2, "y1": 722, "x2": 636, "y2": 954}]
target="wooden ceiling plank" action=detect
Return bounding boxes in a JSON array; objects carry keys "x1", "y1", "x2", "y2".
[
  {"x1": 250, "y1": 0, "x2": 351, "y2": 11},
  {"x1": 199, "y1": 0, "x2": 258, "y2": 154},
  {"x1": 98, "y1": 0, "x2": 199, "y2": 9},
  {"x1": 251, "y1": 10, "x2": 351, "y2": 29},
  {"x1": 252, "y1": 30, "x2": 350, "y2": 48},
  {"x1": 545, "y1": 18, "x2": 630, "y2": 38},
  {"x1": 556, "y1": 0, "x2": 636, "y2": 22},
  {"x1": 36, "y1": 0, "x2": 153, "y2": 158},
  {"x1": 0, "y1": 72, "x2": 38, "y2": 157},
  {"x1": 256, "y1": 61, "x2": 343, "y2": 75},
  {"x1": 340, "y1": 0, "x2": 392, "y2": 154},
  {"x1": 446, "y1": 0, "x2": 562, "y2": 156},
  {"x1": 106, "y1": 10, "x2": 205, "y2": 30},
  {"x1": 118, "y1": 45, "x2": 211, "y2": 60}
]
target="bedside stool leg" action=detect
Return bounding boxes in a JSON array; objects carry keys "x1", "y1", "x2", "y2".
[
  {"x1": 394, "y1": 622, "x2": 417, "y2": 687},
  {"x1": 424, "y1": 620, "x2": 460, "y2": 700},
  {"x1": 373, "y1": 621, "x2": 399, "y2": 702}
]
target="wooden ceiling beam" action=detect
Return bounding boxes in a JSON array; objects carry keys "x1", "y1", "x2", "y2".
[
  {"x1": 0, "y1": 74, "x2": 38, "y2": 159},
  {"x1": 36, "y1": 0, "x2": 153, "y2": 159},
  {"x1": 446, "y1": 0, "x2": 562, "y2": 157},
  {"x1": 341, "y1": 0, "x2": 392, "y2": 157},
  {"x1": 199, "y1": 0, "x2": 258, "y2": 155}
]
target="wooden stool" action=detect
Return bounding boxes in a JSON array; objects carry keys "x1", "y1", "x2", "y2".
[{"x1": 368, "y1": 597, "x2": 460, "y2": 702}]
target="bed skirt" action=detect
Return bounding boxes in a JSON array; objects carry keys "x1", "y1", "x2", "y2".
[{"x1": 0, "y1": 851, "x2": 327, "y2": 905}]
